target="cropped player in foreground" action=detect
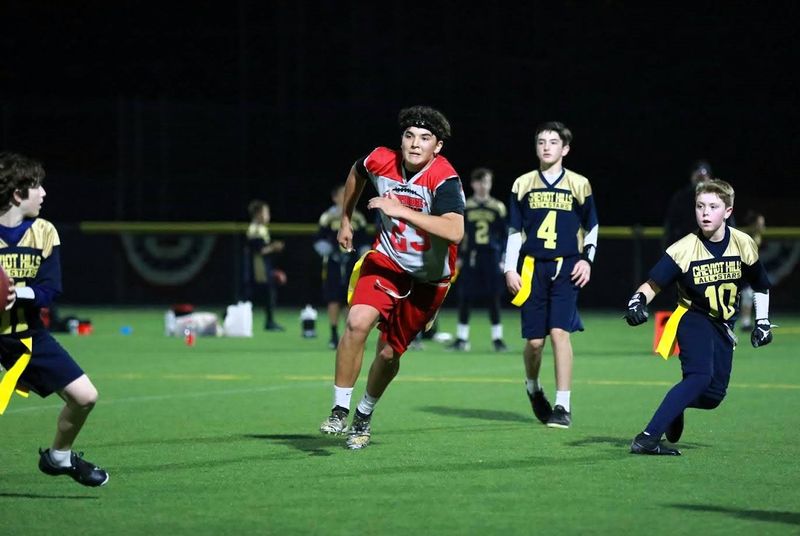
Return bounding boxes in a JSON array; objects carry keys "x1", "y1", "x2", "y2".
[
  {"x1": 625, "y1": 178, "x2": 773, "y2": 455},
  {"x1": 0, "y1": 152, "x2": 108, "y2": 486},
  {"x1": 319, "y1": 106, "x2": 465, "y2": 449}
]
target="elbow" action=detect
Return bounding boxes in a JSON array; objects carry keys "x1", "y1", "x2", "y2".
[{"x1": 450, "y1": 227, "x2": 465, "y2": 245}]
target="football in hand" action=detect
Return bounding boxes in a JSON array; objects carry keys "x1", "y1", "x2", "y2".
[{"x1": 0, "y1": 265, "x2": 12, "y2": 310}]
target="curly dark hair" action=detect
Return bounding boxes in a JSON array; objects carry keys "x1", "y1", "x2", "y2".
[
  {"x1": 398, "y1": 105, "x2": 452, "y2": 141},
  {"x1": 0, "y1": 151, "x2": 45, "y2": 212}
]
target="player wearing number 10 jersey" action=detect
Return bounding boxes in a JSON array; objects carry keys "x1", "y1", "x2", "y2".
[
  {"x1": 319, "y1": 105, "x2": 465, "y2": 450},
  {"x1": 504, "y1": 121, "x2": 599, "y2": 429}
]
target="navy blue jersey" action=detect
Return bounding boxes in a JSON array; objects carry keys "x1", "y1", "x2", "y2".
[
  {"x1": 508, "y1": 169, "x2": 598, "y2": 260},
  {"x1": 0, "y1": 218, "x2": 62, "y2": 337},
  {"x1": 461, "y1": 196, "x2": 507, "y2": 257},
  {"x1": 246, "y1": 222, "x2": 274, "y2": 284},
  {"x1": 649, "y1": 226, "x2": 771, "y2": 329},
  {"x1": 314, "y1": 204, "x2": 370, "y2": 298}
]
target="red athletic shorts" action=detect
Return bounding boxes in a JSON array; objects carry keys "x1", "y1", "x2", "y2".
[{"x1": 350, "y1": 251, "x2": 450, "y2": 355}]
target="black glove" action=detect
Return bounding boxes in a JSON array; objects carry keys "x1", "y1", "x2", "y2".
[
  {"x1": 625, "y1": 292, "x2": 649, "y2": 326},
  {"x1": 751, "y1": 319, "x2": 773, "y2": 348}
]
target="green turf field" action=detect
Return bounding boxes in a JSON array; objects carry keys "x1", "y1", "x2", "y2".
[{"x1": 2, "y1": 308, "x2": 799, "y2": 535}]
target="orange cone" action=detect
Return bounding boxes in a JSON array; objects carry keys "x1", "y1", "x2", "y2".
[{"x1": 653, "y1": 310, "x2": 680, "y2": 356}]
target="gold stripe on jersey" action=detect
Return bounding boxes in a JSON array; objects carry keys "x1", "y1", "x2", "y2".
[
  {"x1": 246, "y1": 222, "x2": 270, "y2": 242},
  {"x1": 465, "y1": 197, "x2": 507, "y2": 218},
  {"x1": 0, "y1": 220, "x2": 60, "y2": 280},
  {"x1": 511, "y1": 169, "x2": 593, "y2": 205},
  {"x1": 666, "y1": 227, "x2": 760, "y2": 273}
]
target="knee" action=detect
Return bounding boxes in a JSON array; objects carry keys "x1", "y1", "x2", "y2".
[
  {"x1": 71, "y1": 385, "x2": 99, "y2": 411},
  {"x1": 345, "y1": 316, "x2": 372, "y2": 340},
  {"x1": 377, "y1": 343, "x2": 399, "y2": 363},
  {"x1": 693, "y1": 393, "x2": 724, "y2": 410},
  {"x1": 526, "y1": 339, "x2": 545, "y2": 354}
]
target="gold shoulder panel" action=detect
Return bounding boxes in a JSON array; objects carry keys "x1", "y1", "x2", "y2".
[
  {"x1": 351, "y1": 210, "x2": 368, "y2": 229},
  {"x1": 727, "y1": 227, "x2": 759, "y2": 265},
  {"x1": 665, "y1": 233, "x2": 712, "y2": 272},
  {"x1": 487, "y1": 197, "x2": 507, "y2": 218},
  {"x1": 563, "y1": 170, "x2": 592, "y2": 205},
  {"x1": 511, "y1": 171, "x2": 543, "y2": 201},
  {"x1": 19, "y1": 219, "x2": 61, "y2": 258}
]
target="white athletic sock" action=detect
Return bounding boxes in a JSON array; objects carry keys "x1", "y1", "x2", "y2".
[
  {"x1": 50, "y1": 448, "x2": 73, "y2": 468},
  {"x1": 456, "y1": 323, "x2": 469, "y2": 341},
  {"x1": 334, "y1": 385, "x2": 353, "y2": 410},
  {"x1": 555, "y1": 390, "x2": 571, "y2": 412},
  {"x1": 356, "y1": 393, "x2": 379, "y2": 416},
  {"x1": 491, "y1": 324, "x2": 503, "y2": 340},
  {"x1": 526, "y1": 379, "x2": 543, "y2": 395}
]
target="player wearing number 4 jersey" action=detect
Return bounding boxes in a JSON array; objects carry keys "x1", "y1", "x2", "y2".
[
  {"x1": 319, "y1": 105, "x2": 465, "y2": 449},
  {"x1": 504, "y1": 122, "x2": 599, "y2": 429},
  {"x1": 626, "y1": 178, "x2": 772, "y2": 456}
]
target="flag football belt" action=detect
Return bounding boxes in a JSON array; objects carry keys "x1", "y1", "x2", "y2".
[
  {"x1": 0, "y1": 337, "x2": 32, "y2": 415},
  {"x1": 655, "y1": 304, "x2": 688, "y2": 360},
  {"x1": 511, "y1": 256, "x2": 563, "y2": 307}
]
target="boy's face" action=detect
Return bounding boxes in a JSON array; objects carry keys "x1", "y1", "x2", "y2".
[
  {"x1": 471, "y1": 175, "x2": 492, "y2": 197},
  {"x1": 536, "y1": 130, "x2": 569, "y2": 168},
  {"x1": 695, "y1": 192, "x2": 732, "y2": 235},
  {"x1": 258, "y1": 206, "x2": 271, "y2": 224},
  {"x1": 401, "y1": 127, "x2": 442, "y2": 172},
  {"x1": 18, "y1": 185, "x2": 46, "y2": 218}
]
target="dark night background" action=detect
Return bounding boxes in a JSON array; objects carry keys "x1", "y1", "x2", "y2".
[{"x1": 1, "y1": 1, "x2": 798, "y2": 307}]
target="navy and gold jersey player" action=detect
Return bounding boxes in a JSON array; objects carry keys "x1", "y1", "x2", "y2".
[
  {"x1": 313, "y1": 184, "x2": 370, "y2": 349},
  {"x1": 0, "y1": 151, "x2": 108, "y2": 486},
  {"x1": 625, "y1": 178, "x2": 773, "y2": 456},
  {"x1": 503, "y1": 121, "x2": 598, "y2": 429},
  {"x1": 449, "y1": 167, "x2": 509, "y2": 352}
]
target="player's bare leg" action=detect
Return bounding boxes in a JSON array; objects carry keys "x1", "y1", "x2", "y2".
[
  {"x1": 547, "y1": 328, "x2": 573, "y2": 428},
  {"x1": 39, "y1": 375, "x2": 108, "y2": 487},
  {"x1": 334, "y1": 304, "x2": 380, "y2": 388},
  {"x1": 524, "y1": 338, "x2": 552, "y2": 423},
  {"x1": 321, "y1": 304, "x2": 379, "y2": 435},
  {"x1": 346, "y1": 337, "x2": 400, "y2": 450}
]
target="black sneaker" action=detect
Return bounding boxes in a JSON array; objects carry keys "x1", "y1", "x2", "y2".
[
  {"x1": 527, "y1": 389, "x2": 552, "y2": 424},
  {"x1": 665, "y1": 412, "x2": 684, "y2": 443},
  {"x1": 38, "y1": 448, "x2": 109, "y2": 487},
  {"x1": 492, "y1": 339, "x2": 508, "y2": 352},
  {"x1": 446, "y1": 339, "x2": 470, "y2": 351},
  {"x1": 265, "y1": 322, "x2": 285, "y2": 332},
  {"x1": 546, "y1": 404, "x2": 571, "y2": 429},
  {"x1": 630, "y1": 432, "x2": 681, "y2": 456},
  {"x1": 328, "y1": 336, "x2": 339, "y2": 350}
]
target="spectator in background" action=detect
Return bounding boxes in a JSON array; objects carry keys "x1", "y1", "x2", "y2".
[
  {"x1": 245, "y1": 199, "x2": 285, "y2": 331},
  {"x1": 448, "y1": 167, "x2": 509, "y2": 352},
  {"x1": 663, "y1": 160, "x2": 713, "y2": 248},
  {"x1": 313, "y1": 184, "x2": 370, "y2": 349}
]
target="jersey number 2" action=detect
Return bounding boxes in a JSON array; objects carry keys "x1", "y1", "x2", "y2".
[{"x1": 537, "y1": 210, "x2": 557, "y2": 250}]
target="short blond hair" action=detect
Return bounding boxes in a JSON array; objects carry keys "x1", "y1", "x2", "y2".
[{"x1": 696, "y1": 178, "x2": 734, "y2": 208}]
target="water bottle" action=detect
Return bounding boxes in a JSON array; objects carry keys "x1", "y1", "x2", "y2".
[
  {"x1": 300, "y1": 305, "x2": 318, "y2": 338},
  {"x1": 184, "y1": 326, "x2": 196, "y2": 346}
]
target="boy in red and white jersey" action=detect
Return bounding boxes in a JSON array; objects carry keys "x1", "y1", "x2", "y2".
[{"x1": 319, "y1": 105, "x2": 465, "y2": 449}]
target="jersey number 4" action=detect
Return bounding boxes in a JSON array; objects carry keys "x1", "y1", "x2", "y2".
[{"x1": 537, "y1": 210, "x2": 558, "y2": 250}]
